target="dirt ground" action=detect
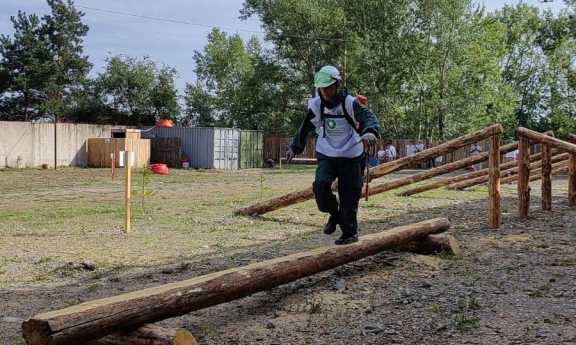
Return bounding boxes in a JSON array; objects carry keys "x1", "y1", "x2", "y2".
[{"x1": 0, "y1": 166, "x2": 575, "y2": 345}]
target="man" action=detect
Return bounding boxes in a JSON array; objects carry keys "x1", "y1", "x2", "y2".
[
  {"x1": 286, "y1": 65, "x2": 380, "y2": 245},
  {"x1": 378, "y1": 142, "x2": 397, "y2": 163}
]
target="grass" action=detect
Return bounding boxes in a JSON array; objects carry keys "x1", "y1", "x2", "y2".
[{"x1": 0, "y1": 166, "x2": 490, "y2": 287}]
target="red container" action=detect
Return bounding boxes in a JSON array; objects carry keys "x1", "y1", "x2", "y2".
[{"x1": 150, "y1": 163, "x2": 170, "y2": 175}]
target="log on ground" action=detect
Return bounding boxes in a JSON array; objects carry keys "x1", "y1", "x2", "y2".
[
  {"x1": 22, "y1": 218, "x2": 451, "y2": 345},
  {"x1": 88, "y1": 324, "x2": 198, "y2": 345}
]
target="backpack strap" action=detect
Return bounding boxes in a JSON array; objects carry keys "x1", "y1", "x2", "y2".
[{"x1": 341, "y1": 96, "x2": 362, "y2": 135}]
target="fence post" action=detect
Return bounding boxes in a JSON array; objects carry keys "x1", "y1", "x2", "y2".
[
  {"x1": 518, "y1": 135, "x2": 531, "y2": 219},
  {"x1": 488, "y1": 134, "x2": 501, "y2": 228},
  {"x1": 541, "y1": 143, "x2": 552, "y2": 210},
  {"x1": 570, "y1": 154, "x2": 576, "y2": 206}
]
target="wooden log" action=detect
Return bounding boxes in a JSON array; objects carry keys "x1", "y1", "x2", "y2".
[
  {"x1": 400, "y1": 234, "x2": 460, "y2": 256},
  {"x1": 541, "y1": 144, "x2": 552, "y2": 210},
  {"x1": 89, "y1": 325, "x2": 197, "y2": 345},
  {"x1": 488, "y1": 133, "x2": 501, "y2": 228},
  {"x1": 449, "y1": 151, "x2": 568, "y2": 190},
  {"x1": 236, "y1": 125, "x2": 503, "y2": 216},
  {"x1": 570, "y1": 154, "x2": 576, "y2": 206},
  {"x1": 359, "y1": 142, "x2": 518, "y2": 198},
  {"x1": 502, "y1": 160, "x2": 569, "y2": 185},
  {"x1": 22, "y1": 218, "x2": 451, "y2": 345},
  {"x1": 517, "y1": 127, "x2": 576, "y2": 155},
  {"x1": 517, "y1": 135, "x2": 531, "y2": 219}
]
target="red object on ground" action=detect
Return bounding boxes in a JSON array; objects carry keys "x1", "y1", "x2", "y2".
[
  {"x1": 150, "y1": 163, "x2": 170, "y2": 175},
  {"x1": 157, "y1": 119, "x2": 174, "y2": 128},
  {"x1": 356, "y1": 95, "x2": 368, "y2": 106}
]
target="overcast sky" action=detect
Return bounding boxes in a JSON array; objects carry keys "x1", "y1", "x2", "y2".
[{"x1": 0, "y1": 0, "x2": 569, "y2": 92}]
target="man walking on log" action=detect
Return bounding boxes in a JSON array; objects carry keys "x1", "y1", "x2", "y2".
[{"x1": 286, "y1": 65, "x2": 380, "y2": 245}]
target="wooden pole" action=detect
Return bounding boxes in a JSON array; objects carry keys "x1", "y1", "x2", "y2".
[
  {"x1": 570, "y1": 154, "x2": 576, "y2": 206},
  {"x1": 22, "y1": 218, "x2": 450, "y2": 345},
  {"x1": 124, "y1": 151, "x2": 132, "y2": 233},
  {"x1": 360, "y1": 142, "x2": 518, "y2": 198},
  {"x1": 488, "y1": 133, "x2": 501, "y2": 228},
  {"x1": 517, "y1": 127, "x2": 576, "y2": 155},
  {"x1": 237, "y1": 125, "x2": 503, "y2": 216},
  {"x1": 502, "y1": 159, "x2": 569, "y2": 185},
  {"x1": 90, "y1": 325, "x2": 198, "y2": 345},
  {"x1": 541, "y1": 143, "x2": 552, "y2": 210},
  {"x1": 518, "y1": 135, "x2": 531, "y2": 219},
  {"x1": 449, "y1": 151, "x2": 567, "y2": 191}
]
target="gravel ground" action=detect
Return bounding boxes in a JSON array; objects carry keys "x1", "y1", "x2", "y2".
[{"x1": 1, "y1": 177, "x2": 575, "y2": 345}]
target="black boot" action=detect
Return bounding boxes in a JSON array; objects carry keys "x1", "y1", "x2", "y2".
[
  {"x1": 334, "y1": 233, "x2": 359, "y2": 245},
  {"x1": 323, "y1": 213, "x2": 339, "y2": 235}
]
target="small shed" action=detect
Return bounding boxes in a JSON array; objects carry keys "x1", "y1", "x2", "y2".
[{"x1": 87, "y1": 128, "x2": 150, "y2": 168}]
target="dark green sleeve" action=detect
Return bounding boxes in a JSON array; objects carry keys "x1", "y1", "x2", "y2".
[
  {"x1": 290, "y1": 109, "x2": 316, "y2": 154},
  {"x1": 353, "y1": 100, "x2": 380, "y2": 137}
]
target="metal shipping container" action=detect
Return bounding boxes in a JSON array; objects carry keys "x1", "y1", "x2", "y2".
[
  {"x1": 144, "y1": 127, "x2": 241, "y2": 170},
  {"x1": 240, "y1": 130, "x2": 263, "y2": 168}
]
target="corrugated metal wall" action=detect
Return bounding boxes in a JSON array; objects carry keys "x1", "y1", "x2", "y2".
[{"x1": 146, "y1": 127, "x2": 216, "y2": 169}]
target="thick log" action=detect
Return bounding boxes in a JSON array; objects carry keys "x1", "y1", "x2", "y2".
[
  {"x1": 236, "y1": 125, "x2": 503, "y2": 216},
  {"x1": 359, "y1": 142, "x2": 518, "y2": 198},
  {"x1": 89, "y1": 325, "x2": 197, "y2": 345},
  {"x1": 22, "y1": 218, "x2": 451, "y2": 345},
  {"x1": 449, "y1": 152, "x2": 568, "y2": 190},
  {"x1": 488, "y1": 133, "x2": 501, "y2": 228},
  {"x1": 401, "y1": 234, "x2": 460, "y2": 256},
  {"x1": 517, "y1": 127, "x2": 576, "y2": 155},
  {"x1": 541, "y1": 144, "x2": 552, "y2": 210}
]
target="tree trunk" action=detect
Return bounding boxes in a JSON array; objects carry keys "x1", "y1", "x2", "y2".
[
  {"x1": 237, "y1": 125, "x2": 503, "y2": 216},
  {"x1": 22, "y1": 218, "x2": 451, "y2": 345},
  {"x1": 89, "y1": 325, "x2": 197, "y2": 345}
]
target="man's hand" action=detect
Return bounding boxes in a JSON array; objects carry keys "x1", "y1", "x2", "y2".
[
  {"x1": 361, "y1": 132, "x2": 378, "y2": 156},
  {"x1": 286, "y1": 148, "x2": 296, "y2": 163}
]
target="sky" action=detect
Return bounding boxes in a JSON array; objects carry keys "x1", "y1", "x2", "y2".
[{"x1": 0, "y1": 0, "x2": 570, "y2": 93}]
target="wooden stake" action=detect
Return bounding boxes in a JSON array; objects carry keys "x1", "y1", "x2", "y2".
[
  {"x1": 488, "y1": 133, "x2": 501, "y2": 228},
  {"x1": 570, "y1": 154, "x2": 576, "y2": 206},
  {"x1": 124, "y1": 151, "x2": 132, "y2": 233},
  {"x1": 22, "y1": 219, "x2": 450, "y2": 345},
  {"x1": 518, "y1": 135, "x2": 531, "y2": 219},
  {"x1": 541, "y1": 144, "x2": 552, "y2": 210}
]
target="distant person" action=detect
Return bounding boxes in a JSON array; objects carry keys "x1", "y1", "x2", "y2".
[
  {"x1": 378, "y1": 142, "x2": 397, "y2": 163},
  {"x1": 286, "y1": 65, "x2": 380, "y2": 245},
  {"x1": 469, "y1": 143, "x2": 483, "y2": 171}
]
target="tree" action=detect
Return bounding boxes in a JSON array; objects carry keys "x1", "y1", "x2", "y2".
[
  {"x1": 184, "y1": 28, "x2": 293, "y2": 132},
  {"x1": 96, "y1": 55, "x2": 179, "y2": 125},
  {"x1": 0, "y1": 0, "x2": 90, "y2": 121}
]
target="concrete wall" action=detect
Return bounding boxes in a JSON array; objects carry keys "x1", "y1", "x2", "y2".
[{"x1": 0, "y1": 121, "x2": 118, "y2": 168}]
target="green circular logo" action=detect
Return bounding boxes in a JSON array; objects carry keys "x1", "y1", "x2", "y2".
[{"x1": 327, "y1": 119, "x2": 336, "y2": 129}]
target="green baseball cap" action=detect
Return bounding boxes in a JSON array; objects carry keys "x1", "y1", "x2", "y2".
[{"x1": 314, "y1": 65, "x2": 341, "y2": 88}]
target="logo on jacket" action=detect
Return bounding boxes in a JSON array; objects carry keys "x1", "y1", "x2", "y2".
[{"x1": 327, "y1": 119, "x2": 336, "y2": 129}]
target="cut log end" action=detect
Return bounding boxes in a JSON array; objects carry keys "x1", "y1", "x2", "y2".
[
  {"x1": 402, "y1": 234, "x2": 460, "y2": 256},
  {"x1": 22, "y1": 319, "x2": 51, "y2": 345}
]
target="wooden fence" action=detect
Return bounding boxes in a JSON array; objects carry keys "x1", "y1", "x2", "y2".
[{"x1": 264, "y1": 134, "x2": 531, "y2": 169}]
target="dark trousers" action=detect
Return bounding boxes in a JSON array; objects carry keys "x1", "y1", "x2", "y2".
[{"x1": 313, "y1": 158, "x2": 363, "y2": 236}]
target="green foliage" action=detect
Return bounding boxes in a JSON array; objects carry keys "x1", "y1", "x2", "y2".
[
  {"x1": 0, "y1": 0, "x2": 90, "y2": 121},
  {"x1": 95, "y1": 55, "x2": 179, "y2": 125}
]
